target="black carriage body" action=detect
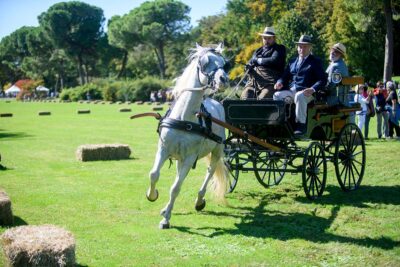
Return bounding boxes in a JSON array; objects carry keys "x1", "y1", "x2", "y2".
[
  {"x1": 223, "y1": 93, "x2": 365, "y2": 200},
  {"x1": 223, "y1": 99, "x2": 293, "y2": 139}
]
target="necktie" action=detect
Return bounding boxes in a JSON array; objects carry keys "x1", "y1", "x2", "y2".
[{"x1": 297, "y1": 57, "x2": 303, "y2": 70}]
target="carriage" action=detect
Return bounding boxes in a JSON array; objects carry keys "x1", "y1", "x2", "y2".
[
  {"x1": 133, "y1": 44, "x2": 367, "y2": 228},
  {"x1": 220, "y1": 76, "x2": 366, "y2": 200}
]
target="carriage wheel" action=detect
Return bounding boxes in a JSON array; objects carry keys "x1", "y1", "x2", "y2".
[
  {"x1": 223, "y1": 140, "x2": 252, "y2": 193},
  {"x1": 334, "y1": 123, "x2": 366, "y2": 191},
  {"x1": 224, "y1": 149, "x2": 240, "y2": 193},
  {"x1": 253, "y1": 150, "x2": 287, "y2": 188},
  {"x1": 302, "y1": 141, "x2": 327, "y2": 200}
]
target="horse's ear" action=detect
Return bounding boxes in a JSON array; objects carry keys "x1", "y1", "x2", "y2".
[
  {"x1": 215, "y1": 43, "x2": 224, "y2": 54},
  {"x1": 196, "y1": 43, "x2": 203, "y2": 49}
]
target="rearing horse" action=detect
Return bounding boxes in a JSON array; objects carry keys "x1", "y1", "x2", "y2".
[{"x1": 146, "y1": 43, "x2": 229, "y2": 229}]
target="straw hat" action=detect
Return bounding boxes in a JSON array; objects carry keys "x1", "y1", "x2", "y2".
[
  {"x1": 331, "y1": 43, "x2": 346, "y2": 56},
  {"x1": 258, "y1": 26, "x2": 276, "y2": 37}
]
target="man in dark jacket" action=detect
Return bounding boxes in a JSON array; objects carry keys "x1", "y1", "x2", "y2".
[
  {"x1": 241, "y1": 26, "x2": 286, "y2": 99},
  {"x1": 274, "y1": 35, "x2": 327, "y2": 135}
]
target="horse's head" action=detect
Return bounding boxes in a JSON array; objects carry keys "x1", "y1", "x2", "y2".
[{"x1": 195, "y1": 43, "x2": 229, "y2": 91}]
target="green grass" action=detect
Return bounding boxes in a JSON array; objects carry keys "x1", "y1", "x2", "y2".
[{"x1": 0, "y1": 99, "x2": 399, "y2": 266}]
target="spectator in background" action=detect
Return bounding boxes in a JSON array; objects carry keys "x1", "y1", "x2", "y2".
[
  {"x1": 373, "y1": 81, "x2": 389, "y2": 139},
  {"x1": 354, "y1": 84, "x2": 373, "y2": 132},
  {"x1": 364, "y1": 83, "x2": 375, "y2": 139},
  {"x1": 385, "y1": 81, "x2": 400, "y2": 139}
]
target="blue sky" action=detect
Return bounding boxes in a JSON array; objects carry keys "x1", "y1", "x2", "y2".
[{"x1": 0, "y1": 0, "x2": 228, "y2": 40}]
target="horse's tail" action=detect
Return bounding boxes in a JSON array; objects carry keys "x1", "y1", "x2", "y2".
[{"x1": 206, "y1": 150, "x2": 228, "y2": 201}]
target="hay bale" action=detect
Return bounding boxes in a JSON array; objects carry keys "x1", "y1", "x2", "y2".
[
  {"x1": 135, "y1": 101, "x2": 143, "y2": 105},
  {"x1": 76, "y1": 144, "x2": 131, "y2": 162},
  {"x1": 0, "y1": 113, "x2": 13, "y2": 117},
  {"x1": 77, "y1": 109, "x2": 90, "y2": 114},
  {"x1": 153, "y1": 106, "x2": 163, "y2": 111},
  {"x1": 0, "y1": 191, "x2": 13, "y2": 226},
  {"x1": 1, "y1": 225, "x2": 75, "y2": 267},
  {"x1": 38, "y1": 111, "x2": 51, "y2": 116},
  {"x1": 119, "y1": 108, "x2": 131, "y2": 112}
]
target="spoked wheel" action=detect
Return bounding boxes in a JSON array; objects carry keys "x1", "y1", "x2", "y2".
[
  {"x1": 224, "y1": 140, "x2": 252, "y2": 193},
  {"x1": 302, "y1": 141, "x2": 327, "y2": 200},
  {"x1": 334, "y1": 123, "x2": 366, "y2": 191},
  {"x1": 253, "y1": 150, "x2": 288, "y2": 188}
]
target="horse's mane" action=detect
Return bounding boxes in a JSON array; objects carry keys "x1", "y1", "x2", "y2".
[{"x1": 172, "y1": 46, "x2": 218, "y2": 97}]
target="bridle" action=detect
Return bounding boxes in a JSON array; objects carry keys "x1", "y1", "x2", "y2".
[
  {"x1": 196, "y1": 49, "x2": 226, "y2": 89},
  {"x1": 174, "y1": 50, "x2": 226, "y2": 95}
]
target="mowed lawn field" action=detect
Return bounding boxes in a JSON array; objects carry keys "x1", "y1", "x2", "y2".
[{"x1": 0, "y1": 99, "x2": 399, "y2": 266}]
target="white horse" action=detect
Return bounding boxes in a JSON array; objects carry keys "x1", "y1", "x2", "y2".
[{"x1": 146, "y1": 43, "x2": 229, "y2": 229}]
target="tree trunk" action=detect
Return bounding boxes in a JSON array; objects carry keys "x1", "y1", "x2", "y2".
[
  {"x1": 154, "y1": 43, "x2": 165, "y2": 79},
  {"x1": 77, "y1": 54, "x2": 85, "y2": 85},
  {"x1": 383, "y1": 0, "x2": 393, "y2": 82},
  {"x1": 117, "y1": 51, "x2": 128, "y2": 79}
]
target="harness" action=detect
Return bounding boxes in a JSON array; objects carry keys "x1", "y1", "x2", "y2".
[
  {"x1": 158, "y1": 103, "x2": 223, "y2": 144},
  {"x1": 156, "y1": 49, "x2": 225, "y2": 144}
]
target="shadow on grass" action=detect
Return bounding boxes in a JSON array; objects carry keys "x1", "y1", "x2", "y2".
[
  {"x1": 0, "y1": 129, "x2": 32, "y2": 140},
  {"x1": 295, "y1": 185, "x2": 400, "y2": 207},
  {"x1": 174, "y1": 186, "x2": 400, "y2": 250},
  {"x1": 13, "y1": 216, "x2": 28, "y2": 227}
]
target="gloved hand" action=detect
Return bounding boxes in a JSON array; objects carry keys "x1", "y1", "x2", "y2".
[
  {"x1": 249, "y1": 57, "x2": 259, "y2": 66},
  {"x1": 244, "y1": 64, "x2": 254, "y2": 71}
]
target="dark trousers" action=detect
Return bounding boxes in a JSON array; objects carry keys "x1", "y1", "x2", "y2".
[
  {"x1": 388, "y1": 120, "x2": 400, "y2": 137},
  {"x1": 364, "y1": 114, "x2": 371, "y2": 138}
]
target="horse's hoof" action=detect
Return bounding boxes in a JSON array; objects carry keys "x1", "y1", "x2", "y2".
[
  {"x1": 159, "y1": 220, "x2": 170, "y2": 229},
  {"x1": 195, "y1": 199, "x2": 206, "y2": 211},
  {"x1": 146, "y1": 189, "x2": 159, "y2": 202}
]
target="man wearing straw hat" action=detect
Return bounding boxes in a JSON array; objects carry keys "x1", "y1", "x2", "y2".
[
  {"x1": 241, "y1": 26, "x2": 286, "y2": 99},
  {"x1": 274, "y1": 34, "x2": 326, "y2": 135},
  {"x1": 326, "y1": 43, "x2": 349, "y2": 106}
]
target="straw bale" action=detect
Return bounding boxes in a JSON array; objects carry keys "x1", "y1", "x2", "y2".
[
  {"x1": 38, "y1": 111, "x2": 51, "y2": 116},
  {"x1": 1, "y1": 225, "x2": 75, "y2": 267},
  {"x1": 153, "y1": 106, "x2": 163, "y2": 111},
  {"x1": 0, "y1": 191, "x2": 13, "y2": 226},
  {"x1": 77, "y1": 110, "x2": 90, "y2": 114},
  {"x1": 0, "y1": 113, "x2": 13, "y2": 117},
  {"x1": 76, "y1": 144, "x2": 131, "y2": 162},
  {"x1": 135, "y1": 101, "x2": 143, "y2": 105},
  {"x1": 119, "y1": 108, "x2": 131, "y2": 112}
]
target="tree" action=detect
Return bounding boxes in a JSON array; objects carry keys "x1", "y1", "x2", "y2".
[
  {"x1": 276, "y1": 11, "x2": 323, "y2": 61},
  {"x1": 0, "y1": 27, "x2": 35, "y2": 85},
  {"x1": 107, "y1": 15, "x2": 138, "y2": 78},
  {"x1": 38, "y1": 1, "x2": 105, "y2": 85},
  {"x1": 120, "y1": 0, "x2": 191, "y2": 78}
]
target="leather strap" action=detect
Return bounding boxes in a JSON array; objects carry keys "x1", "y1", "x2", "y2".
[{"x1": 159, "y1": 117, "x2": 223, "y2": 144}]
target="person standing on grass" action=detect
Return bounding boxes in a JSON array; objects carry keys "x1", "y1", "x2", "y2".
[
  {"x1": 364, "y1": 83, "x2": 375, "y2": 139},
  {"x1": 354, "y1": 84, "x2": 373, "y2": 132},
  {"x1": 385, "y1": 81, "x2": 400, "y2": 139},
  {"x1": 373, "y1": 81, "x2": 389, "y2": 138}
]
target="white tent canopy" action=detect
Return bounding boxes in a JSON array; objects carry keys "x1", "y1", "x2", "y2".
[
  {"x1": 36, "y1": 85, "x2": 50, "y2": 92},
  {"x1": 5, "y1": 85, "x2": 21, "y2": 94}
]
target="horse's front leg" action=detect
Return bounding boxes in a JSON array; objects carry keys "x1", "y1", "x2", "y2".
[
  {"x1": 147, "y1": 144, "x2": 169, "y2": 202},
  {"x1": 159, "y1": 158, "x2": 194, "y2": 229},
  {"x1": 195, "y1": 154, "x2": 218, "y2": 211}
]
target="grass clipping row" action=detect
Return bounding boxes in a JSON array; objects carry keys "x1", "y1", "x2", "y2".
[
  {"x1": 1, "y1": 225, "x2": 75, "y2": 267},
  {"x1": 76, "y1": 144, "x2": 131, "y2": 161}
]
